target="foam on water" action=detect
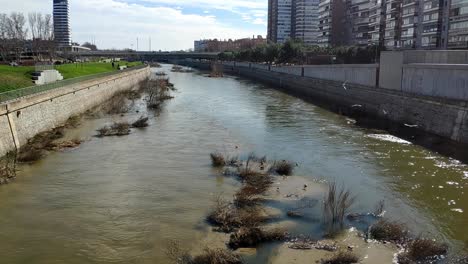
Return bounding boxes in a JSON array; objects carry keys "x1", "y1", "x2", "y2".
[{"x1": 366, "y1": 134, "x2": 412, "y2": 145}]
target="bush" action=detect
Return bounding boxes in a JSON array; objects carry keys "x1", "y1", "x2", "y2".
[
  {"x1": 165, "y1": 241, "x2": 244, "y2": 264},
  {"x1": 322, "y1": 251, "x2": 359, "y2": 264},
  {"x1": 228, "y1": 227, "x2": 286, "y2": 250},
  {"x1": 210, "y1": 152, "x2": 226, "y2": 167},
  {"x1": 323, "y1": 182, "x2": 355, "y2": 228},
  {"x1": 271, "y1": 160, "x2": 294, "y2": 176},
  {"x1": 132, "y1": 116, "x2": 149, "y2": 128},
  {"x1": 398, "y1": 238, "x2": 448, "y2": 264},
  {"x1": 370, "y1": 219, "x2": 408, "y2": 243},
  {"x1": 96, "y1": 122, "x2": 131, "y2": 137}
]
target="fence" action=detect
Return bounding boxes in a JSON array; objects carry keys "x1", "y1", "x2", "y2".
[{"x1": 0, "y1": 65, "x2": 147, "y2": 104}]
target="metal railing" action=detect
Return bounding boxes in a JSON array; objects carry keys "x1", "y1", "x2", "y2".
[{"x1": 0, "y1": 65, "x2": 147, "y2": 104}]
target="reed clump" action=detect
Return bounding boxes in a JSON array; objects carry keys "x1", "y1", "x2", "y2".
[
  {"x1": 322, "y1": 251, "x2": 360, "y2": 264},
  {"x1": 97, "y1": 122, "x2": 131, "y2": 137},
  {"x1": 398, "y1": 238, "x2": 448, "y2": 264},
  {"x1": 323, "y1": 182, "x2": 356, "y2": 228},
  {"x1": 370, "y1": 219, "x2": 409, "y2": 243},
  {"x1": 228, "y1": 227, "x2": 286, "y2": 250},
  {"x1": 166, "y1": 240, "x2": 244, "y2": 264},
  {"x1": 210, "y1": 152, "x2": 226, "y2": 167},
  {"x1": 131, "y1": 116, "x2": 149, "y2": 128},
  {"x1": 271, "y1": 160, "x2": 294, "y2": 176},
  {"x1": 0, "y1": 152, "x2": 17, "y2": 184},
  {"x1": 17, "y1": 126, "x2": 65, "y2": 163}
]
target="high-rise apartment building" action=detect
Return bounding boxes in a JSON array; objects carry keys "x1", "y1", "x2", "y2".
[
  {"x1": 268, "y1": 0, "x2": 293, "y2": 43},
  {"x1": 53, "y1": 0, "x2": 71, "y2": 47},
  {"x1": 347, "y1": 0, "x2": 372, "y2": 45},
  {"x1": 447, "y1": 0, "x2": 468, "y2": 48},
  {"x1": 318, "y1": 0, "x2": 348, "y2": 46},
  {"x1": 268, "y1": 0, "x2": 468, "y2": 49},
  {"x1": 292, "y1": 0, "x2": 321, "y2": 44}
]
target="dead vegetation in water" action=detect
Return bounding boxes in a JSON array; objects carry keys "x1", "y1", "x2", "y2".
[
  {"x1": 96, "y1": 122, "x2": 131, "y2": 137},
  {"x1": 270, "y1": 160, "x2": 295, "y2": 176},
  {"x1": 210, "y1": 152, "x2": 226, "y2": 167},
  {"x1": 17, "y1": 126, "x2": 65, "y2": 163},
  {"x1": 228, "y1": 226, "x2": 286, "y2": 250},
  {"x1": 207, "y1": 196, "x2": 268, "y2": 233},
  {"x1": 323, "y1": 182, "x2": 356, "y2": 230},
  {"x1": 322, "y1": 251, "x2": 360, "y2": 264},
  {"x1": 102, "y1": 90, "x2": 134, "y2": 115},
  {"x1": 145, "y1": 78, "x2": 175, "y2": 109},
  {"x1": 131, "y1": 116, "x2": 149, "y2": 128},
  {"x1": 398, "y1": 238, "x2": 448, "y2": 264},
  {"x1": 0, "y1": 152, "x2": 17, "y2": 184},
  {"x1": 165, "y1": 240, "x2": 244, "y2": 264},
  {"x1": 369, "y1": 219, "x2": 409, "y2": 243},
  {"x1": 171, "y1": 65, "x2": 193, "y2": 73}
]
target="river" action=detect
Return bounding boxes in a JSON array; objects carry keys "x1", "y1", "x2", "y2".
[{"x1": 0, "y1": 64, "x2": 466, "y2": 263}]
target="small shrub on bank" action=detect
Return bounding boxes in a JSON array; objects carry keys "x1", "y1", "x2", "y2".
[
  {"x1": 0, "y1": 152, "x2": 17, "y2": 183},
  {"x1": 131, "y1": 116, "x2": 149, "y2": 128},
  {"x1": 370, "y1": 219, "x2": 408, "y2": 243},
  {"x1": 398, "y1": 238, "x2": 448, "y2": 264},
  {"x1": 271, "y1": 160, "x2": 294, "y2": 176},
  {"x1": 228, "y1": 227, "x2": 286, "y2": 250},
  {"x1": 17, "y1": 126, "x2": 66, "y2": 163},
  {"x1": 165, "y1": 240, "x2": 244, "y2": 264},
  {"x1": 210, "y1": 152, "x2": 226, "y2": 167},
  {"x1": 97, "y1": 122, "x2": 131, "y2": 137},
  {"x1": 322, "y1": 251, "x2": 359, "y2": 264}
]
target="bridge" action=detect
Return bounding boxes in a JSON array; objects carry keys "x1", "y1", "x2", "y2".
[{"x1": 72, "y1": 51, "x2": 220, "y2": 61}]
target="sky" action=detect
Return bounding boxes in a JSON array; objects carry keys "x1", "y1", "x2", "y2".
[{"x1": 1, "y1": 0, "x2": 267, "y2": 51}]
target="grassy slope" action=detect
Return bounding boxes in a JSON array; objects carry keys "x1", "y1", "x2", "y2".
[
  {"x1": 0, "y1": 66, "x2": 35, "y2": 93},
  {"x1": 0, "y1": 61, "x2": 143, "y2": 93}
]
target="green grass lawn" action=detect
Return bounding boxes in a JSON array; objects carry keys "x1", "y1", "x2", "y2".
[
  {"x1": 0, "y1": 61, "x2": 143, "y2": 93},
  {"x1": 0, "y1": 65, "x2": 35, "y2": 93}
]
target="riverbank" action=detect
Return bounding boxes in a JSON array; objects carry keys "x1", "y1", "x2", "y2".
[
  {"x1": 0, "y1": 61, "x2": 143, "y2": 93},
  {"x1": 0, "y1": 65, "x2": 150, "y2": 158}
]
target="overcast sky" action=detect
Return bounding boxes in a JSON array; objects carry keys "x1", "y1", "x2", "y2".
[{"x1": 1, "y1": 0, "x2": 267, "y2": 51}]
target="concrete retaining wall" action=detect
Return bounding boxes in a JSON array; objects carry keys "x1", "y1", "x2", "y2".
[
  {"x1": 402, "y1": 64, "x2": 468, "y2": 101},
  {"x1": 303, "y1": 64, "x2": 378, "y2": 87},
  {"x1": 0, "y1": 66, "x2": 151, "y2": 157}
]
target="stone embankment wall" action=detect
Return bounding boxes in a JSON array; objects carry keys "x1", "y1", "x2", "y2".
[{"x1": 0, "y1": 66, "x2": 151, "y2": 157}]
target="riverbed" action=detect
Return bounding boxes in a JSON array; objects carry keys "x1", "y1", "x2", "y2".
[{"x1": 0, "y1": 64, "x2": 466, "y2": 263}]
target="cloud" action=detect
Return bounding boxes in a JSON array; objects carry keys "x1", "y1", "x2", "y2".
[{"x1": 0, "y1": 0, "x2": 266, "y2": 50}]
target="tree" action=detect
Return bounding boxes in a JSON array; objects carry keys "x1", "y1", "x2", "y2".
[
  {"x1": 82, "y1": 42, "x2": 98, "y2": 51},
  {"x1": 265, "y1": 43, "x2": 279, "y2": 64},
  {"x1": 278, "y1": 39, "x2": 304, "y2": 64}
]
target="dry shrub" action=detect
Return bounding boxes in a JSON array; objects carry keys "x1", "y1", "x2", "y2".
[
  {"x1": 165, "y1": 240, "x2": 244, "y2": 264},
  {"x1": 271, "y1": 160, "x2": 294, "y2": 176},
  {"x1": 192, "y1": 248, "x2": 243, "y2": 264},
  {"x1": 132, "y1": 116, "x2": 149, "y2": 128},
  {"x1": 146, "y1": 78, "x2": 175, "y2": 109},
  {"x1": 370, "y1": 219, "x2": 409, "y2": 243},
  {"x1": 322, "y1": 251, "x2": 359, "y2": 264},
  {"x1": 228, "y1": 227, "x2": 286, "y2": 250},
  {"x1": 65, "y1": 115, "x2": 81, "y2": 128},
  {"x1": 0, "y1": 152, "x2": 17, "y2": 183},
  {"x1": 97, "y1": 122, "x2": 131, "y2": 137},
  {"x1": 104, "y1": 91, "x2": 131, "y2": 114},
  {"x1": 398, "y1": 238, "x2": 448, "y2": 264},
  {"x1": 207, "y1": 196, "x2": 267, "y2": 232},
  {"x1": 233, "y1": 175, "x2": 273, "y2": 208},
  {"x1": 210, "y1": 152, "x2": 226, "y2": 167},
  {"x1": 323, "y1": 182, "x2": 355, "y2": 228},
  {"x1": 17, "y1": 126, "x2": 65, "y2": 163}
]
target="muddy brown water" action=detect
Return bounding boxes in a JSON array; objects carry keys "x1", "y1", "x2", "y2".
[{"x1": 0, "y1": 64, "x2": 466, "y2": 263}]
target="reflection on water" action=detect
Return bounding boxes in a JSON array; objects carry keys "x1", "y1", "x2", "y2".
[{"x1": 0, "y1": 64, "x2": 466, "y2": 263}]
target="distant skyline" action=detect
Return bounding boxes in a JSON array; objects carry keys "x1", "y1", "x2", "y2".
[{"x1": 1, "y1": 0, "x2": 267, "y2": 51}]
